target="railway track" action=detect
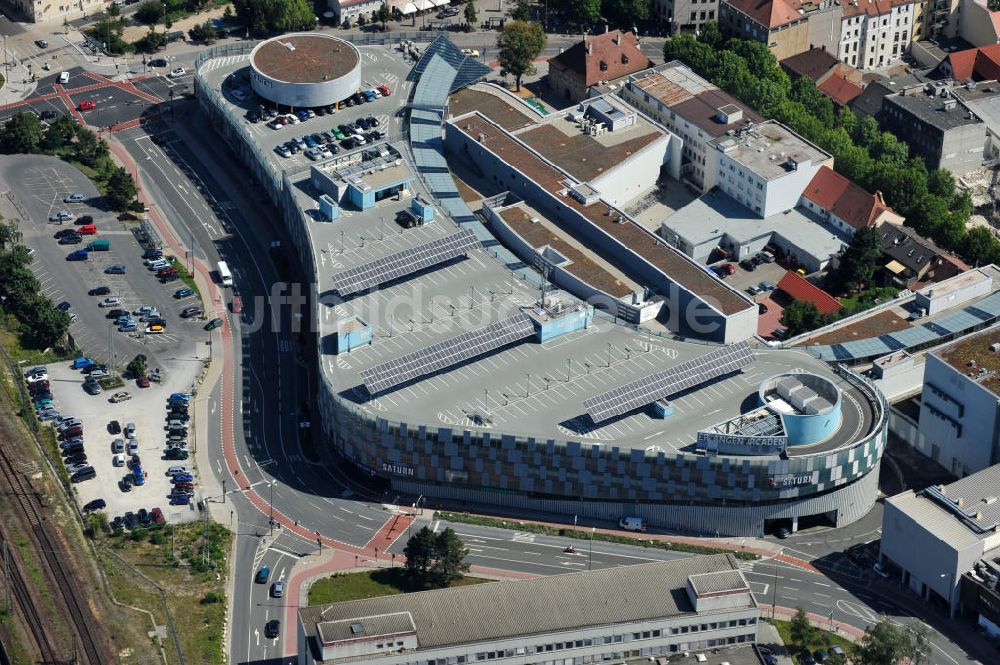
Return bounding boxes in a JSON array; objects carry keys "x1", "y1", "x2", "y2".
[{"x1": 0, "y1": 438, "x2": 104, "y2": 665}]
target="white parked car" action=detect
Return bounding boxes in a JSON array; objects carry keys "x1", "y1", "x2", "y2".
[
  {"x1": 99, "y1": 297, "x2": 121, "y2": 308},
  {"x1": 169, "y1": 67, "x2": 186, "y2": 78},
  {"x1": 112, "y1": 453, "x2": 126, "y2": 467}
]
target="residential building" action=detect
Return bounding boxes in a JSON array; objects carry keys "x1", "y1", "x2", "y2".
[
  {"x1": 652, "y1": 0, "x2": 721, "y2": 34},
  {"x1": 619, "y1": 61, "x2": 763, "y2": 191},
  {"x1": 799, "y1": 165, "x2": 904, "y2": 237},
  {"x1": 838, "y1": 0, "x2": 917, "y2": 70},
  {"x1": 6, "y1": 0, "x2": 107, "y2": 23},
  {"x1": 916, "y1": 322, "x2": 1000, "y2": 476},
  {"x1": 933, "y1": 44, "x2": 1000, "y2": 81},
  {"x1": 781, "y1": 47, "x2": 865, "y2": 106},
  {"x1": 881, "y1": 464, "x2": 1000, "y2": 618},
  {"x1": 878, "y1": 222, "x2": 969, "y2": 288},
  {"x1": 297, "y1": 556, "x2": 759, "y2": 665},
  {"x1": 719, "y1": 0, "x2": 843, "y2": 61},
  {"x1": 545, "y1": 31, "x2": 652, "y2": 103},
  {"x1": 879, "y1": 81, "x2": 986, "y2": 174},
  {"x1": 330, "y1": 0, "x2": 383, "y2": 25}
]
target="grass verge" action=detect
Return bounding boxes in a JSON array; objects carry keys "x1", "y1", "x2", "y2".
[
  {"x1": 168, "y1": 255, "x2": 201, "y2": 300},
  {"x1": 769, "y1": 619, "x2": 852, "y2": 664},
  {"x1": 308, "y1": 568, "x2": 491, "y2": 605},
  {"x1": 95, "y1": 520, "x2": 231, "y2": 665},
  {"x1": 98, "y1": 375, "x2": 125, "y2": 390},
  {"x1": 436, "y1": 512, "x2": 760, "y2": 560}
]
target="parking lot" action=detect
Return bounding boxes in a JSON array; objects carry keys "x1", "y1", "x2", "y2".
[
  {"x1": 33, "y1": 358, "x2": 203, "y2": 524},
  {"x1": 199, "y1": 44, "x2": 413, "y2": 174},
  {"x1": 0, "y1": 155, "x2": 210, "y2": 368},
  {"x1": 709, "y1": 257, "x2": 789, "y2": 339}
]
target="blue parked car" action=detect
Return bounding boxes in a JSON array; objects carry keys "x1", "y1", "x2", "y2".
[
  {"x1": 71, "y1": 357, "x2": 95, "y2": 370},
  {"x1": 66, "y1": 249, "x2": 89, "y2": 261},
  {"x1": 132, "y1": 466, "x2": 145, "y2": 485},
  {"x1": 119, "y1": 322, "x2": 137, "y2": 333},
  {"x1": 295, "y1": 110, "x2": 309, "y2": 121},
  {"x1": 169, "y1": 494, "x2": 190, "y2": 505},
  {"x1": 171, "y1": 473, "x2": 194, "y2": 483},
  {"x1": 256, "y1": 567, "x2": 270, "y2": 583},
  {"x1": 303, "y1": 135, "x2": 316, "y2": 148},
  {"x1": 361, "y1": 90, "x2": 375, "y2": 102},
  {"x1": 170, "y1": 393, "x2": 190, "y2": 401}
]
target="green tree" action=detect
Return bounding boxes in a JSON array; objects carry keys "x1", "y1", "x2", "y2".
[
  {"x1": 464, "y1": 0, "x2": 477, "y2": 25},
  {"x1": 789, "y1": 607, "x2": 816, "y2": 648},
  {"x1": 0, "y1": 218, "x2": 23, "y2": 251},
  {"x1": 604, "y1": 0, "x2": 650, "y2": 27},
  {"x1": 828, "y1": 226, "x2": 884, "y2": 295},
  {"x1": 989, "y1": 0, "x2": 1000, "y2": 11},
  {"x1": 780, "y1": 300, "x2": 828, "y2": 338},
  {"x1": 232, "y1": 0, "x2": 316, "y2": 35},
  {"x1": 403, "y1": 526, "x2": 437, "y2": 580},
  {"x1": 374, "y1": 2, "x2": 391, "y2": 29},
  {"x1": 105, "y1": 166, "x2": 137, "y2": 211},
  {"x1": 132, "y1": 27, "x2": 167, "y2": 53},
  {"x1": 698, "y1": 20, "x2": 722, "y2": 48},
  {"x1": 40, "y1": 115, "x2": 75, "y2": 151},
  {"x1": 107, "y1": 0, "x2": 121, "y2": 17},
  {"x1": 24, "y1": 298, "x2": 69, "y2": 348},
  {"x1": 497, "y1": 20, "x2": 546, "y2": 91},
  {"x1": 70, "y1": 128, "x2": 109, "y2": 168},
  {"x1": 86, "y1": 14, "x2": 130, "y2": 55},
  {"x1": 0, "y1": 111, "x2": 44, "y2": 154},
  {"x1": 430, "y1": 527, "x2": 470, "y2": 586},
  {"x1": 511, "y1": 0, "x2": 530, "y2": 20},
  {"x1": 854, "y1": 618, "x2": 930, "y2": 665},
  {"x1": 962, "y1": 226, "x2": 1000, "y2": 266},
  {"x1": 555, "y1": 0, "x2": 600, "y2": 25},
  {"x1": 135, "y1": 0, "x2": 165, "y2": 24},
  {"x1": 126, "y1": 354, "x2": 147, "y2": 379},
  {"x1": 188, "y1": 20, "x2": 219, "y2": 43}
]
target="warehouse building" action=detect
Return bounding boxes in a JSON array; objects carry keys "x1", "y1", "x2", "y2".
[{"x1": 297, "y1": 555, "x2": 759, "y2": 665}]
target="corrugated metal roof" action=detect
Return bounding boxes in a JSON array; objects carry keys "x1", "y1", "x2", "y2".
[
  {"x1": 887, "y1": 464, "x2": 1000, "y2": 549},
  {"x1": 300, "y1": 556, "x2": 750, "y2": 650}
]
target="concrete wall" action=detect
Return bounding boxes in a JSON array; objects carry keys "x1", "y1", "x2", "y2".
[
  {"x1": 590, "y1": 133, "x2": 675, "y2": 206},
  {"x1": 939, "y1": 123, "x2": 987, "y2": 176},
  {"x1": 806, "y1": 4, "x2": 843, "y2": 54},
  {"x1": 959, "y1": 0, "x2": 999, "y2": 47},
  {"x1": 918, "y1": 354, "x2": 1000, "y2": 476}
]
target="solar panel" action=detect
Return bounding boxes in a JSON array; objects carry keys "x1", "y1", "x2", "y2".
[
  {"x1": 583, "y1": 342, "x2": 756, "y2": 423},
  {"x1": 330, "y1": 229, "x2": 480, "y2": 297},
  {"x1": 360, "y1": 314, "x2": 536, "y2": 394}
]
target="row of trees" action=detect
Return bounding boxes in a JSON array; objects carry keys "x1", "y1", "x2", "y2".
[
  {"x1": 663, "y1": 28, "x2": 1000, "y2": 269},
  {"x1": 529, "y1": 0, "x2": 652, "y2": 30},
  {"x1": 0, "y1": 219, "x2": 70, "y2": 349},
  {"x1": 0, "y1": 112, "x2": 138, "y2": 211},
  {"x1": 231, "y1": 0, "x2": 315, "y2": 35}
]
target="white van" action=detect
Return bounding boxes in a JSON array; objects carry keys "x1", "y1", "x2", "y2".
[
  {"x1": 619, "y1": 516, "x2": 647, "y2": 532},
  {"x1": 58, "y1": 71, "x2": 70, "y2": 84}
]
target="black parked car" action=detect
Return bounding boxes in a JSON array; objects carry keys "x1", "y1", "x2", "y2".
[{"x1": 89, "y1": 286, "x2": 111, "y2": 296}]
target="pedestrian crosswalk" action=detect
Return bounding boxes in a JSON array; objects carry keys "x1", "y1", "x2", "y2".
[{"x1": 511, "y1": 532, "x2": 536, "y2": 544}]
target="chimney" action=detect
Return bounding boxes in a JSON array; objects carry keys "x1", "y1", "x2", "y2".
[
  {"x1": 605, "y1": 24, "x2": 609, "y2": 33},
  {"x1": 587, "y1": 39, "x2": 592, "y2": 55},
  {"x1": 615, "y1": 32, "x2": 621, "y2": 45}
]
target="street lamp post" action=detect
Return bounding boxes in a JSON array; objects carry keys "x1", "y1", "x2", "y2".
[
  {"x1": 588, "y1": 526, "x2": 595, "y2": 571},
  {"x1": 771, "y1": 562, "x2": 780, "y2": 619}
]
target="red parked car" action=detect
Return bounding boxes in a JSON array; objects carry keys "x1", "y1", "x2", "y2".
[{"x1": 78, "y1": 101, "x2": 96, "y2": 111}]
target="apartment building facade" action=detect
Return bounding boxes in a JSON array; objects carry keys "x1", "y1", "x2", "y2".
[{"x1": 838, "y1": 0, "x2": 916, "y2": 69}]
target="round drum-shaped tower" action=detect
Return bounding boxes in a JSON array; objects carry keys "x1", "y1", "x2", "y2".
[
  {"x1": 249, "y1": 33, "x2": 362, "y2": 108},
  {"x1": 758, "y1": 372, "x2": 843, "y2": 446}
]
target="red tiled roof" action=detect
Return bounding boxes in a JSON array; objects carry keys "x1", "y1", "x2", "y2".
[
  {"x1": 777, "y1": 272, "x2": 842, "y2": 315},
  {"x1": 817, "y1": 72, "x2": 863, "y2": 106},
  {"x1": 840, "y1": 0, "x2": 915, "y2": 20},
  {"x1": 944, "y1": 44, "x2": 1000, "y2": 82},
  {"x1": 548, "y1": 31, "x2": 652, "y2": 88},
  {"x1": 725, "y1": 0, "x2": 801, "y2": 29},
  {"x1": 802, "y1": 166, "x2": 894, "y2": 231}
]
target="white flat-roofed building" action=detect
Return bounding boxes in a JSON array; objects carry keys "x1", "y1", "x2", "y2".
[
  {"x1": 298, "y1": 555, "x2": 759, "y2": 665},
  {"x1": 710, "y1": 121, "x2": 832, "y2": 218}
]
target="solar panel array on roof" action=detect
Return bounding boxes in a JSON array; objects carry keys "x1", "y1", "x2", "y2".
[
  {"x1": 329, "y1": 229, "x2": 480, "y2": 297},
  {"x1": 806, "y1": 290, "x2": 1000, "y2": 361},
  {"x1": 583, "y1": 342, "x2": 756, "y2": 423},
  {"x1": 360, "y1": 313, "x2": 536, "y2": 394}
]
